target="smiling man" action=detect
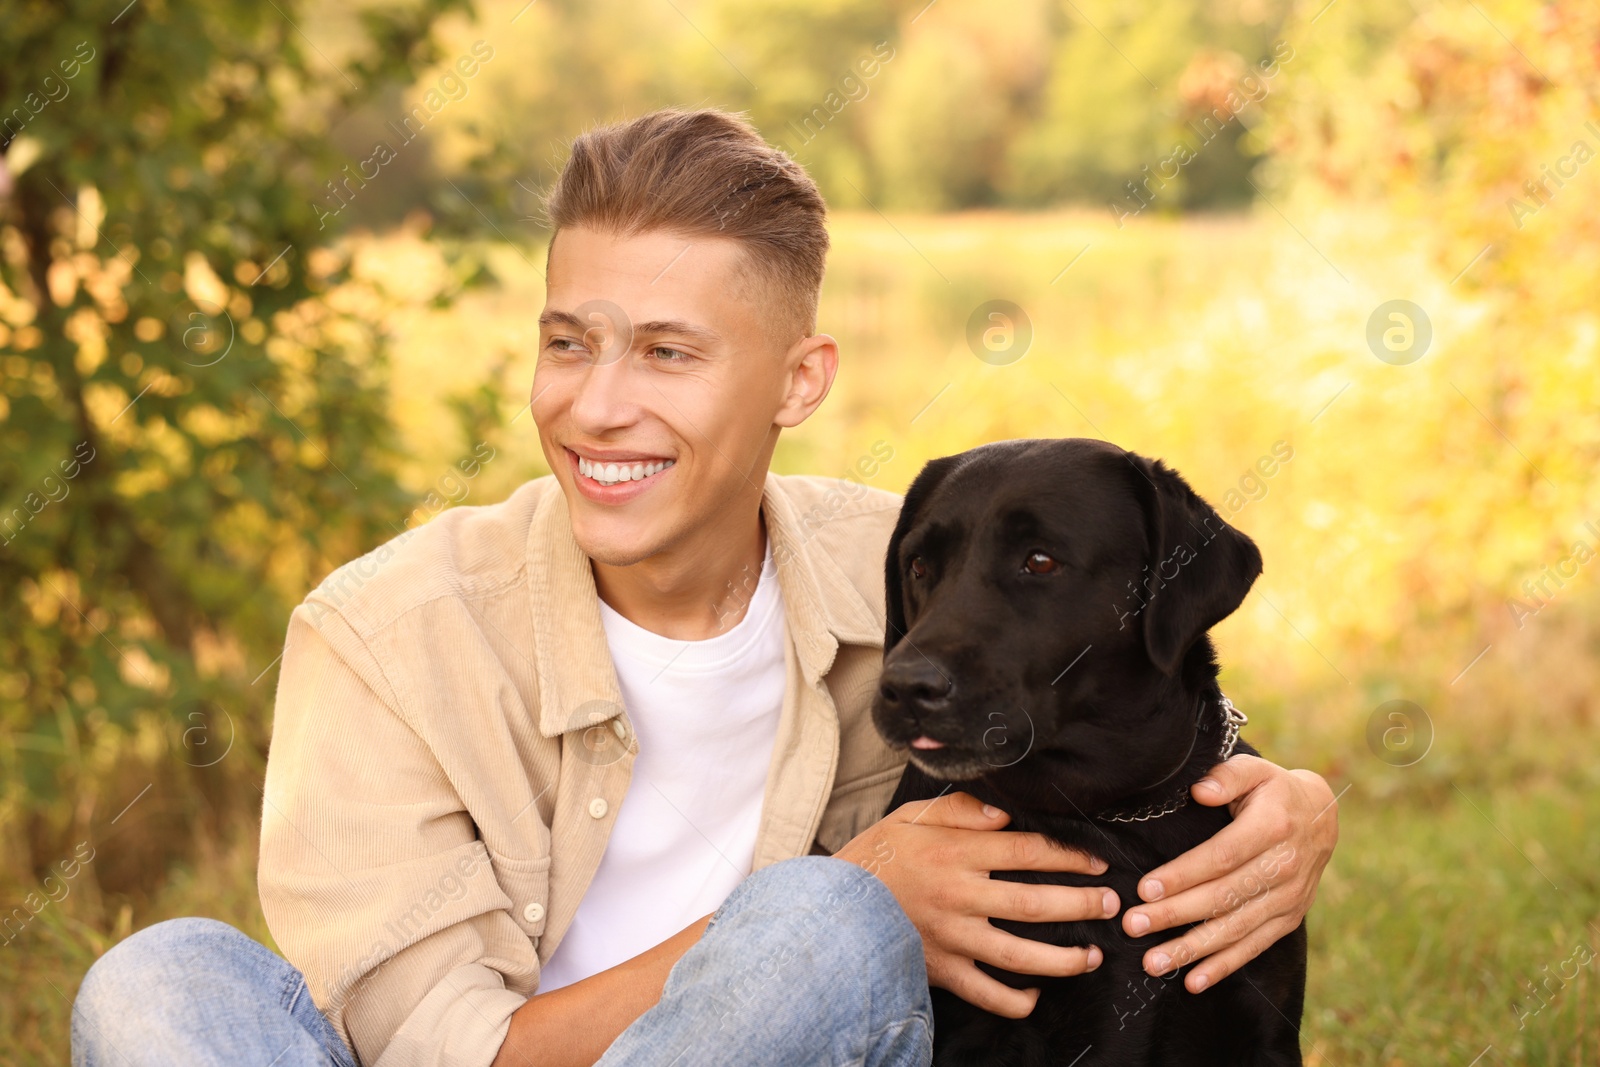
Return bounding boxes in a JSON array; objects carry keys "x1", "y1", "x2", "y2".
[{"x1": 71, "y1": 108, "x2": 1338, "y2": 1067}]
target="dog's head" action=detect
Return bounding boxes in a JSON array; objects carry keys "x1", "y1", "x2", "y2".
[{"x1": 873, "y1": 438, "x2": 1262, "y2": 807}]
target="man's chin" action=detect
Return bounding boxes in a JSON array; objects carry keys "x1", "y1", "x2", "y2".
[
  {"x1": 570, "y1": 526, "x2": 661, "y2": 568},
  {"x1": 565, "y1": 504, "x2": 673, "y2": 568}
]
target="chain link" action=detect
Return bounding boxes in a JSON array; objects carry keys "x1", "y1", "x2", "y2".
[
  {"x1": 1095, "y1": 691, "x2": 1248, "y2": 824},
  {"x1": 1216, "y1": 693, "x2": 1249, "y2": 762}
]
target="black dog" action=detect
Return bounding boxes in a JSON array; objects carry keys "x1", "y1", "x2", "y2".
[{"x1": 874, "y1": 438, "x2": 1306, "y2": 1066}]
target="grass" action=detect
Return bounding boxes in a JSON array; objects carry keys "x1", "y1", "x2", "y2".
[
  {"x1": 1305, "y1": 782, "x2": 1600, "y2": 1064},
  {"x1": 8, "y1": 777, "x2": 1595, "y2": 1064}
]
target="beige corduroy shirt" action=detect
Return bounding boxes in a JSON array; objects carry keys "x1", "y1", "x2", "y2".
[{"x1": 258, "y1": 472, "x2": 909, "y2": 1067}]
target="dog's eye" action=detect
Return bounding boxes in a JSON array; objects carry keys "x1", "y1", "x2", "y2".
[
  {"x1": 908, "y1": 556, "x2": 927, "y2": 579},
  {"x1": 1024, "y1": 551, "x2": 1060, "y2": 575}
]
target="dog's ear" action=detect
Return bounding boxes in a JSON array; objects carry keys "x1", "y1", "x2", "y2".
[
  {"x1": 884, "y1": 454, "x2": 964, "y2": 656},
  {"x1": 1126, "y1": 454, "x2": 1263, "y2": 675}
]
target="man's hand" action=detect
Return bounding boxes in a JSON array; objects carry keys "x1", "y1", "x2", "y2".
[
  {"x1": 834, "y1": 791, "x2": 1116, "y2": 1020},
  {"x1": 1120, "y1": 754, "x2": 1338, "y2": 993}
]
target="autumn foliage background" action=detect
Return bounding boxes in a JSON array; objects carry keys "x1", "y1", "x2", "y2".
[{"x1": 2, "y1": 1, "x2": 1598, "y2": 1062}]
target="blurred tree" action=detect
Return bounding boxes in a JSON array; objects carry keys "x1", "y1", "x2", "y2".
[
  {"x1": 1255, "y1": 0, "x2": 1600, "y2": 647},
  {"x1": 1004, "y1": 0, "x2": 1292, "y2": 210},
  {"x1": 415, "y1": 0, "x2": 1294, "y2": 228},
  {"x1": 865, "y1": 0, "x2": 1051, "y2": 210},
  {"x1": 418, "y1": 0, "x2": 697, "y2": 231},
  {"x1": 0, "y1": 0, "x2": 469, "y2": 904},
  {"x1": 695, "y1": 0, "x2": 900, "y2": 205}
]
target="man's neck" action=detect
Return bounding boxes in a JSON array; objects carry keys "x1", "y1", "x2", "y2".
[{"x1": 591, "y1": 502, "x2": 768, "y2": 642}]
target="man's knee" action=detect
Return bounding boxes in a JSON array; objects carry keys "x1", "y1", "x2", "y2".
[
  {"x1": 73, "y1": 917, "x2": 344, "y2": 1067},
  {"x1": 79, "y1": 918, "x2": 234, "y2": 1001},
  {"x1": 74, "y1": 918, "x2": 264, "y2": 1057},
  {"x1": 733, "y1": 855, "x2": 926, "y2": 982},
  {"x1": 708, "y1": 856, "x2": 930, "y2": 1054}
]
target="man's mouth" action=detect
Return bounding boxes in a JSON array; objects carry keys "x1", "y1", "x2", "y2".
[{"x1": 573, "y1": 452, "x2": 676, "y2": 487}]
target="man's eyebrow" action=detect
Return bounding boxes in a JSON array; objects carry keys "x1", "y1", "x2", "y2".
[
  {"x1": 538, "y1": 309, "x2": 584, "y2": 330},
  {"x1": 539, "y1": 309, "x2": 721, "y2": 346},
  {"x1": 633, "y1": 319, "x2": 720, "y2": 345}
]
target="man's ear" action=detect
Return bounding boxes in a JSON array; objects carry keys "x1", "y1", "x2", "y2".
[
  {"x1": 1126, "y1": 453, "x2": 1263, "y2": 675},
  {"x1": 773, "y1": 333, "x2": 838, "y2": 429},
  {"x1": 884, "y1": 454, "x2": 963, "y2": 656}
]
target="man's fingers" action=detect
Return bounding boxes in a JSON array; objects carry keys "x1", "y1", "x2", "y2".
[
  {"x1": 1124, "y1": 839, "x2": 1294, "y2": 936},
  {"x1": 933, "y1": 960, "x2": 1042, "y2": 1020},
  {"x1": 980, "y1": 879, "x2": 1120, "y2": 925},
  {"x1": 1188, "y1": 753, "x2": 1274, "y2": 808},
  {"x1": 962, "y1": 923, "x2": 1104, "y2": 981},
  {"x1": 1136, "y1": 815, "x2": 1287, "y2": 905},
  {"x1": 1175, "y1": 915, "x2": 1301, "y2": 993},
  {"x1": 1138, "y1": 883, "x2": 1281, "y2": 978},
  {"x1": 893, "y1": 790, "x2": 1011, "y2": 831},
  {"x1": 891, "y1": 795, "x2": 1110, "y2": 876},
  {"x1": 967, "y1": 829, "x2": 1109, "y2": 876}
]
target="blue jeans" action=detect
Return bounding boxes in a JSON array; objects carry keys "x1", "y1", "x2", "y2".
[{"x1": 72, "y1": 855, "x2": 933, "y2": 1066}]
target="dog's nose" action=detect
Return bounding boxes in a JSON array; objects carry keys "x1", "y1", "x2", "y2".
[{"x1": 878, "y1": 658, "x2": 953, "y2": 712}]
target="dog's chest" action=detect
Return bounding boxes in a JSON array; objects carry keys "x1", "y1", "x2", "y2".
[
  {"x1": 962, "y1": 810, "x2": 1233, "y2": 1056},
  {"x1": 978, "y1": 816, "x2": 1194, "y2": 993}
]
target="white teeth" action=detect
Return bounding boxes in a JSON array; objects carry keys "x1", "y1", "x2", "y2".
[{"x1": 576, "y1": 455, "x2": 675, "y2": 486}]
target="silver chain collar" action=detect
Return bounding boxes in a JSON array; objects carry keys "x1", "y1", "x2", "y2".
[{"x1": 1094, "y1": 693, "x2": 1248, "y2": 824}]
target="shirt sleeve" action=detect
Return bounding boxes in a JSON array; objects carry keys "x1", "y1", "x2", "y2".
[{"x1": 259, "y1": 601, "x2": 540, "y2": 1067}]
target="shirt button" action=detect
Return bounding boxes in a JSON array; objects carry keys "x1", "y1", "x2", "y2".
[
  {"x1": 611, "y1": 719, "x2": 626, "y2": 740},
  {"x1": 588, "y1": 797, "x2": 608, "y2": 819},
  {"x1": 522, "y1": 901, "x2": 544, "y2": 924}
]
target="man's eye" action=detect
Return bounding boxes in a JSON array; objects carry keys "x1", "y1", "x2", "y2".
[
  {"x1": 650, "y1": 345, "x2": 691, "y2": 363},
  {"x1": 547, "y1": 337, "x2": 587, "y2": 355},
  {"x1": 1023, "y1": 551, "x2": 1060, "y2": 575},
  {"x1": 908, "y1": 556, "x2": 927, "y2": 579}
]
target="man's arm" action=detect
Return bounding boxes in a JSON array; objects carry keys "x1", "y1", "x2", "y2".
[
  {"x1": 1120, "y1": 755, "x2": 1339, "y2": 992},
  {"x1": 492, "y1": 914, "x2": 711, "y2": 1067},
  {"x1": 261, "y1": 603, "x2": 542, "y2": 1067}
]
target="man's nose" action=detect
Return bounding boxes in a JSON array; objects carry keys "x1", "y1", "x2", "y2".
[
  {"x1": 568, "y1": 356, "x2": 638, "y2": 435},
  {"x1": 877, "y1": 656, "x2": 954, "y2": 717}
]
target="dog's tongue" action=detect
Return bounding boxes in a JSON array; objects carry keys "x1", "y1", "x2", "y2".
[{"x1": 910, "y1": 736, "x2": 945, "y2": 750}]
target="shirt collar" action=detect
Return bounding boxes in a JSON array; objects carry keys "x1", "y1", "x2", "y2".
[{"x1": 529, "y1": 475, "x2": 885, "y2": 738}]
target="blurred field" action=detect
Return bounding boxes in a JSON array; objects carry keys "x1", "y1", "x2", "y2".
[
  {"x1": 379, "y1": 207, "x2": 1600, "y2": 784},
  {"x1": 8, "y1": 208, "x2": 1595, "y2": 1063}
]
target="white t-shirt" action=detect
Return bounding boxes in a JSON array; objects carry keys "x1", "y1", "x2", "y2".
[{"x1": 536, "y1": 541, "x2": 788, "y2": 993}]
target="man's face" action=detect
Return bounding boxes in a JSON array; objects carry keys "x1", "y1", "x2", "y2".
[{"x1": 532, "y1": 226, "x2": 807, "y2": 566}]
